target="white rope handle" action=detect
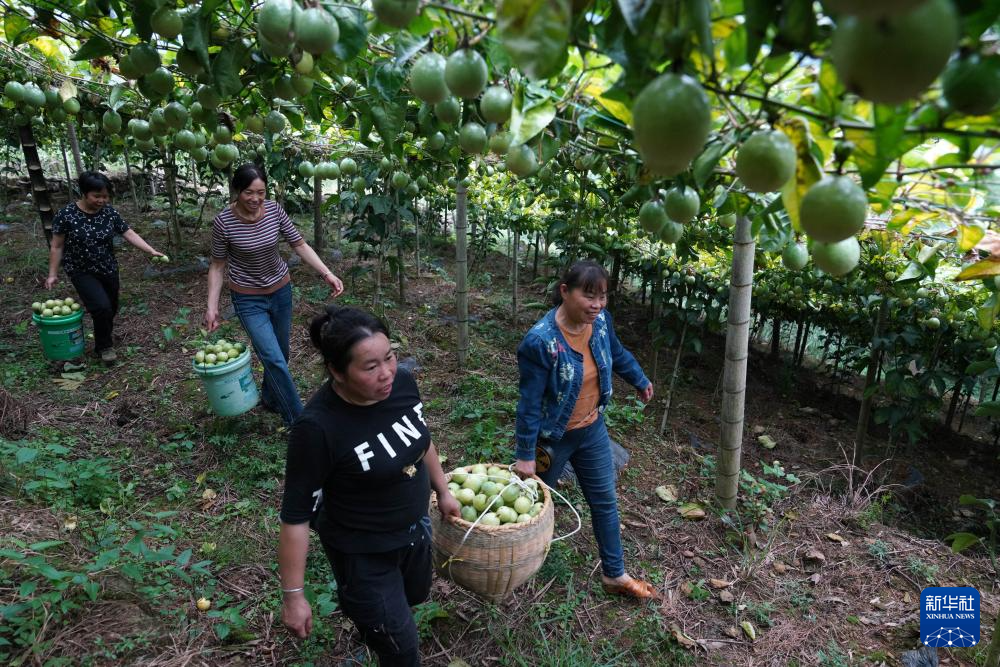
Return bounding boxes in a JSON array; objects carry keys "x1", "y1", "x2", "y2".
[{"x1": 445, "y1": 468, "x2": 583, "y2": 552}]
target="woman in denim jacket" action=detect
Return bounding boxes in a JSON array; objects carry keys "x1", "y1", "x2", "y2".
[{"x1": 514, "y1": 261, "x2": 661, "y2": 600}]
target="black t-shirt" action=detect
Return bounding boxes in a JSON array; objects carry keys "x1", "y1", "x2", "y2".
[
  {"x1": 280, "y1": 368, "x2": 432, "y2": 553},
  {"x1": 52, "y1": 203, "x2": 129, "y2": 277}
]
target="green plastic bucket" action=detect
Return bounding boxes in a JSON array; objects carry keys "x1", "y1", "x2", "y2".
[
  {"x1": 192, "y1": 349, "x2": 259, "y2": 417},
  {"x1": 32, "y1": 311, "x2": 85, "y2": 361}
]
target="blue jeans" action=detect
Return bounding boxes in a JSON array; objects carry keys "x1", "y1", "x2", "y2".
[
  {"x1": 538, "y1": 417, "x2": 625, "y2": 578},
  {"x1": 231, "y1": 283, "x2": 302, "y2": 426}
]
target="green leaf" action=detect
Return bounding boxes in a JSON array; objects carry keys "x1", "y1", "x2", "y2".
[
  {"x1": 497, "y1": 0, "x2": 571, "y2": 81},
  {"x1": 965, "y1": 360, "x2": 995, "y2": 376},
  {"x1": 946, "y1": 532, "x2": 982, "y2": 553},
  {"x1": 108, "y1": 85, "x2": 125, "y2": 110},
  {"x1": 15, "y1": 447, "x2": 38, "y2": 464},
  {"x1": 961, "y1": 0, "x2": 1000, "y2": 40},
  {"x1": 744, "y1": 0, "x2": 776, "y2": 65},
  {"x1": 684, "y1": 0, "x2": 712, "y2": 64},
  {"x1": 692, "y1": 139, "x2": 731, "y2": 189},
  {"x1": 959, "y1": 494, "x2": 995, "y2": 509},
  {"x1": 615, "y1": 0, "x2": 656, "y2": 34},
  {"x1": 510, "y1": 85, "x2": 556, "y2": 145},
  {"x1": 394, "y1": 33, "x2": 428, "y2": 65},
  {"x1": 5, "y1": 13, "x2": 38, "y2": 45},
  {"x1": 975, "y1": 400, "x2": 1000, "y2": 418},
  {"x1": 29, "y1": 540, "x2": 65, "y2": 552},
  {"x1": 132, "y1": 0, "x2": 156, "y2": 41},
  {"x1": 18, "y1": 581, "x2": 37, "y2": 597},
  {"x1": 181, "y1": 7, "x2": 212, "y2": 72},
  {"x1": 212, "y1": 45, "x2": 250, "y2": 98},
  {"x1": 72, "y1": 35, "x2": 116, "y2": 61},
  {"x1": 332, "y1": 6, "x2": 368, "y2": 61}
]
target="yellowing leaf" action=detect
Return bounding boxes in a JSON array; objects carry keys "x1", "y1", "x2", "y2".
[
  {"x1": 956, "y1": 257, "x2": 1000, "y2": 281},
  {"x1": 59, "y1": 79, "x2": 77, "y2": 101},
  {"x1": 63, "y1": 515, "x2": 78, "y2": 531},
  {"x1": 105, "y1": 390, "x2": 119, "y2": 400},
  {"x1": 195, "y1": 472, "x2": 208, "y2": 485},
  {"x1": 740, "y1": 620, "x2": 757, "y2": 640},
  {"x1": 825, "y1": 533, "x2": 847, "y2": 544},
  {"x1": 777, "y1": 117, "x2": 823, "y2": 233},
  {"x1": 957, "y1": 224, "x2": 987, "y2": 253},
  {"x1": 670, "y1": 623, "x2": 698, "y2": 649},
  {"x1": 678, "y1": 503, "x2": 706, "y2": 520}
]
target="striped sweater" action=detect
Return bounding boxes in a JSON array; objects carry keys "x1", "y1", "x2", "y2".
[{"x1": 211, "y1": 200, "x2": 305, "y2": 293}]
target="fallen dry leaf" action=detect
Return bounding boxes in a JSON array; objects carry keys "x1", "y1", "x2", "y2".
[
  {"x1": 63, "y1": 515, "x2": 78, "y2": 531},
  {"x1": 201, "y1": 488, "x2": 217, "y2": 501},
  {"x1": 655, "y1": 484, "x2": 678, "y2": 503},
  {"x1": 708, "y1": 578, "x2": 733, "y2": 589},
  {"x1": 825, "y1": 533, "x2": 848, "y2": 544},
  {"x1": 757, "y1": 435, "x2": 777, "y2": 449},
  {"x1": 724, "y1": 626, "x2": 740, "y2": 639},
  {"x1": 678, "y1": 503, "x2": 706, "y2": 520},
  {"x1": 773, "y1": 561, "x2": 787, "y2": 574},
  {"x1": 808, "y1": 573, "x2": 822, "y2": 586},
  {"x1": 682, "y1": 550, "x2": 696, "y2": 558},
  {"x1": 804, "y1": 548, "x2": 826, "y2": 564},
  {"x1": 719, "y1": 590, "x2": 735, "y2": 603},
  {"x1": 669, "y1": 623, "x2": 698, "y2": 649}
]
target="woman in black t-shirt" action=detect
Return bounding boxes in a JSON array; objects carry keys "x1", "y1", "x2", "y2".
[
  {"x1": 278, "y1": 305, "x2": 460, "y2": 666},
  {"x1": 45, "y1": 172, "x2": 165, "y2": 363}
]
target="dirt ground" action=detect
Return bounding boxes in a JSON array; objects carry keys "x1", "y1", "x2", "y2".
[{"x1": 2, "y1": 190, "x2": 999, "y2": 666}]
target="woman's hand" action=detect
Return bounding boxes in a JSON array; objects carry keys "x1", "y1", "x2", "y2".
[
  {"x1": 323, "y1": 272, "x2": 344, "y2": 297},
  {"x1": 513, "y1": 459, "x2": 536, "y2": 478},
  {"x1": 637, "y1": 383, "x2": 654, "y2": 404},
  {"x1": 282, "y1": 592, "x2": 313, "y2": 639},
  {"x1": 437, "y1": 490, "x2": 461, "y2": 521},
  {"x1": 204, "y1": 308, "x2": 221, "y2": 332},
  {"x1": 44, "y1": 275, "x2": 58, "y2": 289}
]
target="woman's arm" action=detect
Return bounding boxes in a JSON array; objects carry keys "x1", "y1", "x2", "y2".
[
  {"x1": 122, "y1": 229, "x2": 164, "y2": 257},
  {"x1": 513, "y1": 334, "x2": 551, "y2": 477},
  {"x1": 204, "y1": 258, "x2": 226, "y2": 331},
  {"x1": 291, "y1": 242, "x2": 344, "y2": 297},
  {"x1": 278, "y1": 521, "x2": 313, "y2": 638},
  {"x1": 45, "y1": 234, "x2": 65, "y2": 289},
  {"x1": 425, "y1": 442, "x2": 460, "y2": 519}
]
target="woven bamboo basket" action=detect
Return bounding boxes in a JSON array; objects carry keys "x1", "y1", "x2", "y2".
[{"x1": 429, "y1": 467, "x2": 555, "y2": 602}]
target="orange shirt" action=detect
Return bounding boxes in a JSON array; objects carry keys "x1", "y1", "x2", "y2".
[{"x1": 559, "y1": 322, "x2": 600, "y2": 430}]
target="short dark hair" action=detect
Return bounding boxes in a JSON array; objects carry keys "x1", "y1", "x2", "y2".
[
  {"x1": 231, "y1": 163, "x2": 267, "y2": 193},
  {"x1": 553, "y1": 260, "x2": 609, "y2": 306},
  {"x1": 309, "y1": 305, "x2": 391, "y2": 374},
  {"x1": 78, "y1": 171, "x2": 113, "y2": 197}
]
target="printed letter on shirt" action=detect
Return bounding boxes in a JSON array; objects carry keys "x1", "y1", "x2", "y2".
[
  {"x1": 413, "y1": 402, "x2": 426, "y2": 426},
  {"x1": 392, "y1": 416, "x2": 422, "y2": 447},
  {"x1": 377, "y1": 432, "x2": 397, "y2": 458},
  {"x1": 355, "y1": 442, "x2": 375, "y2": 471}
]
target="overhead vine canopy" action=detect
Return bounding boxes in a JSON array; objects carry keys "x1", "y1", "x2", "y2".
[{"x1": 0, "y1": 0, "x2": 998, "y2": 276}]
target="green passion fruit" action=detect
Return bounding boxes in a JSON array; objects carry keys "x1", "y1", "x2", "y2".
[
  {"x1": 410, "y1": 52, "x2": 449, "y2": 104},
  {"x1": 372, "y1": 0, "x2": 419, "y2": 28},
  {"x1": 799, "y1": 176, "x2": 868, "y2": 243},
  {"x1": 631, "y1": 73, "x2": 710, "y2": 177},
  {"x1": 639, "y1": 200, "x2": 668, "y2": 235},
  {"x1": 459, "y1": 122, "x2": 487, "y2": 154},
  {"x1": 480, "y1": 85, "x2": 513, "y2": 123},
  {"x1": 831, "y1": 0, "x2": 958, "y2": 105},
  {"x1": 781, "y1": 242, "x2": 809, "y2": 271},
  {"x1": 942, "y1": 55, "x2": 1000, "y2": 117},
  {"x1": 811, "y1": 236, "x2": 861, "y2": 277},
  {"x1": 445, "y1": 48, "x2": 488, "y2": 99},
  {"x1": 664, "y1": 186, "x2": 700, "y2": 223},
  {"x1": 736, "y1": 130, "x2": 796, "y2": 193}
]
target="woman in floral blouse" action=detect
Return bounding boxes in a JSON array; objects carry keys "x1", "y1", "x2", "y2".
[
  {"x1": 513, "y1": 260, "x2": 660, "y2": 601},
  {"x1": 45, "y1": 172, "x2": 164, "y2": 363}
]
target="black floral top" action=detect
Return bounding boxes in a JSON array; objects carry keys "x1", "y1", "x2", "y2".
[{"x1": 51, "y1": 203, "x2": 129, "y2": 277}]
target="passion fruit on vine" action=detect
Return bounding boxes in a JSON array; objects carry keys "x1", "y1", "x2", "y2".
[
  {"x1": 782, "y1": 242, "x2": 809, "y2": 271},
  {"x1": 631, "y1": 73, "x2": 711, "y2": 177},
  {"x1": 639, "y1": 201, "x2": 667, "y2": 235},
  {"x1": 736, "y1": 130, "x2": 796, "y2": 193},
  {"x1": 811, "y1": 237, "x2": 861, "y2": 277},
  {"x1": 445, "y1": 48, "x2": 488, "y2": 100},
  {"x1": 410, "y1": 52, "x2": 449, "y2": 104},
  {"x1": 372, "y1": 0, "x2": 419, "y2": 29},
  {"x1": 480, "y1": 86, "x2": 513, "y2": 124},
  {"x1": 664, "y1": 186, "x2": 700, "y2": 224},
  {"x1": 942, "y1": 55, "x2": 1000, "y2": 117},
  {"x1": 830, "y1": 0, "x2": 958, "y2": 105},
  {"x1": 799, "y1": 176, "x2": 867, "y2": 243}
]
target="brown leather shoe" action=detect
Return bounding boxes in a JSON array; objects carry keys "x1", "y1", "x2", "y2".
[{"x1": 601, "y1": 577, "x2": 663, "y2": 601}]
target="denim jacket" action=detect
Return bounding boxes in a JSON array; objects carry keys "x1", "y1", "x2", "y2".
[{"x1": 515, "y1": 307, "x2": 650, "y2": 460}]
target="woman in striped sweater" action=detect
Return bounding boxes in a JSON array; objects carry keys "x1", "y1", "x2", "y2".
[{"x1": 204, "y1": 163, "x2": 344, "y2": 427}]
